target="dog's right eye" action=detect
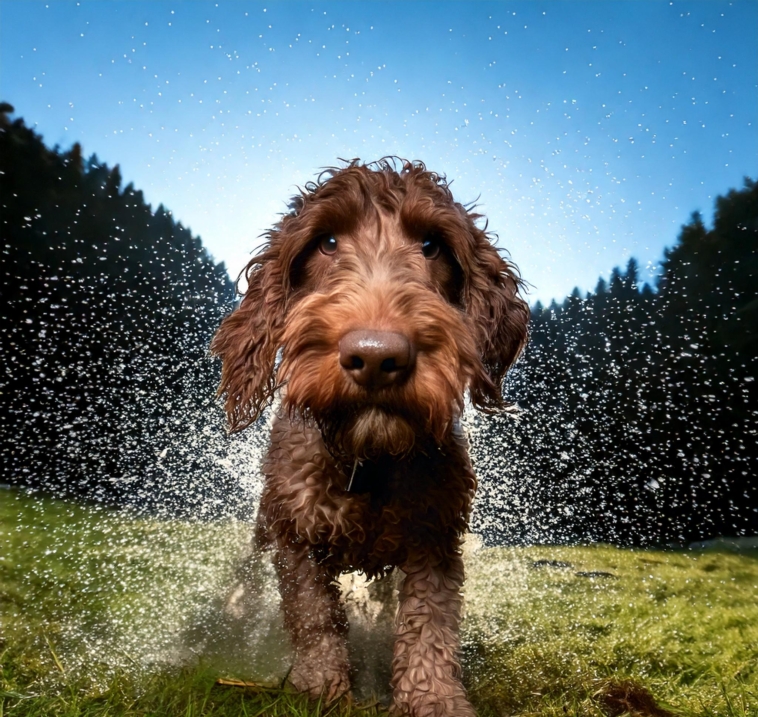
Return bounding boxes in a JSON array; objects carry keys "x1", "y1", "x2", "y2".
[
  {"x1": 421, "y1": 236, "x2": 441, "y2": 260},
  {"x1": 319, "y1": 235, "x2": 338, "y2": 255}
]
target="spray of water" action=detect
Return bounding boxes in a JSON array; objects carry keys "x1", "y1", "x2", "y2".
[{"x1": 2, "y1": 107, "x2": 756, "y2": 707}]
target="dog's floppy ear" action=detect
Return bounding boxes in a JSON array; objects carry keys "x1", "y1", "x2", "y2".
[
  {"x1": 211, "y1": 238, "x2": 288, "y2": 432},
  {"x1": 464, "y1": 226, "x2": 530, "y2": 410}
]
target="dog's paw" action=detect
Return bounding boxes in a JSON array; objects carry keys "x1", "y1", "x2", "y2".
[
  {"x1": 289, "y1": 638, "x2": 351, "y2": 702},
  {"x1": 391, "y1": 687, "x2": 475, "y2": 717},
  {"x1": 289, "y1": 664, "x2": 350, "y2": 702}
]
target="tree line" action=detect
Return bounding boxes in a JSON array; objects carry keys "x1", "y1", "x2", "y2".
[
  {"x1": 473, "y1": 178, "x2": 758, "y2": 545},
  {"x1": 0, "y1": 103, "x2": 242, "y2": 516},
  {"x1": 2, "y1": 102, "x2": 756, "y2": 541}
]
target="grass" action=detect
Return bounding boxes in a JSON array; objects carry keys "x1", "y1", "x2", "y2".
[
  {"x1": 1, "y1": 488, "x2": 757, "y2": 716},
  {"x1": 463, "y1": 543, "x2": 758, "y2": 716}
]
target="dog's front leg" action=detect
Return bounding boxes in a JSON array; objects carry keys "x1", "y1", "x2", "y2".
[
  {"x1": 273, "y1": 538, "x2": 350, "y2": 701},
  {"x1": 391, "y1": 551, "x2": 474, "y2": 716}
]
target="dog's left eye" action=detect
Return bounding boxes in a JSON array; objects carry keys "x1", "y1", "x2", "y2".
[
  {"x1": 421, "y1": 236, "x2": 441, "y2": 260},
  {"x1": 319, "y1": 235, "x2": 338, "y2": 255}
]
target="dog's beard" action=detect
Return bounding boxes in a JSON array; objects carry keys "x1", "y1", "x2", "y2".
[
  {"x1": 281, "y1": 365, "x2": 463, "y2": 465},
  {"x1": 280, "y1": 345, "x2": 463, "y2": 465},
  {"x1": 309, "y1": 404, "x2": 432, "y2": 465}
]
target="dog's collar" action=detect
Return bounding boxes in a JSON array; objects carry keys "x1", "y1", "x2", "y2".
[
  {"x1": 347, "y1": 459, "x2": 361, "y2": 492},
  {"x1": 340, "y1": 447, "x2": 444, "y2": 497},
  {"x1": 341, "y1": 456, "x2": 394, "y2": 498}
]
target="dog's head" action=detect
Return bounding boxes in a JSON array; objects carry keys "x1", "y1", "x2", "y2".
[{"x1": 211, "y1": 159, "x2": 529, "y2": 460}]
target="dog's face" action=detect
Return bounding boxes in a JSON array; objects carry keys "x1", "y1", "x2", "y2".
[
  {"x1": 212, "y1": 160, "x2": 529, "y2": 461},
  {"x1": 280, "y1": 209, "x2": 478, "y2": 461}
]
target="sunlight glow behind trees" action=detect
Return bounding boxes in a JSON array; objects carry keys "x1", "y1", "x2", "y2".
[{"x1": 1, "y1": 0, "x2": 755, "y2": 303}]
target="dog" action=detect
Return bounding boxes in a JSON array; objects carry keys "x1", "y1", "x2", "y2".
[{"x1": 211, "y1": 158, "x2": 529, "y2": 716}]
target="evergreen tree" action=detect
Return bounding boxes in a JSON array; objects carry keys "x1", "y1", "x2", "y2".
[
  {"x1": 0, "y1": 104, "x2": 238, "y2": 515},
  {"x1": 474, "y1": 179, "x2": 757, "y2": 545}
]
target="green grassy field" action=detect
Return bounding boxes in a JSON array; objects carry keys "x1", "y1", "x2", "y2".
[{"x1": 1, "y1": 488, "x2": 756, "y2": 716}]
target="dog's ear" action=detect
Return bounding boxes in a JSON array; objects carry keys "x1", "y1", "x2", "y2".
[
  {"x1": 211, "y1": 239, "x2": 288, "y2": 432},
  {"x1": 464, "y1": 227, "x2": 530, "y2": 410}
]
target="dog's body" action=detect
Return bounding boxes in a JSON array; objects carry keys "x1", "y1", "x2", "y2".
[{"x1": 212, "y1": 159, "x2": 528, "y2": 716}]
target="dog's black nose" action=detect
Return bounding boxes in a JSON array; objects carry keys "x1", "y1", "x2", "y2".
[{"x1": 339, "y1": 330, "x2": 412, "y2": 388}]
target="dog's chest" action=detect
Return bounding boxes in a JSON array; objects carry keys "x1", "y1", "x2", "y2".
[
  {"x1": 322, "y1": 458, "x2": 467, "y2": 573},
  {"x1": 261, "y1": 433, "x2": 474, "y2": 575}
]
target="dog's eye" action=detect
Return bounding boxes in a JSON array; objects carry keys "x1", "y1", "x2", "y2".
[
  {"x1": 421, "y1": 236, "x2": 441, "y2": 260},
  {"x1": 319, "y1": 235, "x2": 338, "y2": 255}
]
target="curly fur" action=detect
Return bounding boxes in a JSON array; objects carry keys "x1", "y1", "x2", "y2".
[{"x1": 212, "y1": 158, "x2": 529, "y2": 716}]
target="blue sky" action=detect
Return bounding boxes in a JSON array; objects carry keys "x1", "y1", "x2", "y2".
[{"x1": 1, "y1": 0, "x2": 756, "y2": 303}]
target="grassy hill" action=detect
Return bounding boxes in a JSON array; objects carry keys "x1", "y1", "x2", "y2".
[{"x1": 1, "y1": 488, "x2": 756, "y2": 716}]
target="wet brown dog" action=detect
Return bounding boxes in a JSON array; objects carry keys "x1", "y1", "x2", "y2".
[{"x1": 212, "y1": 159, "x2": 529, "y2": 716}]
